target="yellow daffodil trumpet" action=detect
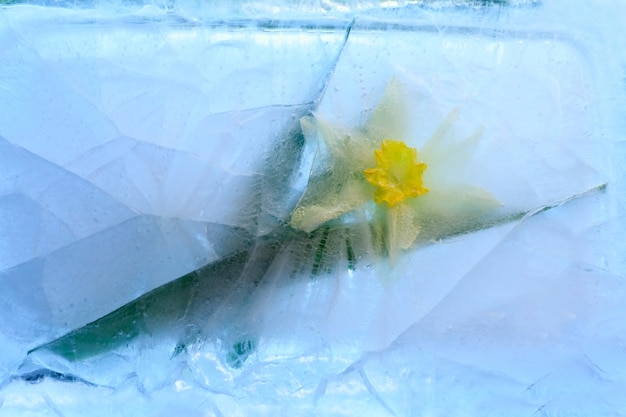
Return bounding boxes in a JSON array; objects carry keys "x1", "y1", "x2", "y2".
[{"x1": 364, "y1": 140, "x2": 428, "y2": 207}]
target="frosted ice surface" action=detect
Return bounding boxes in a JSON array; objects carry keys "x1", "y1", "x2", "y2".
[
  {"x1": 2, "y1": 1, "x2": 626, "y2": 416},
  {"x1": 0, "y1": 5, "x2": 350, "y2": 377},
  {"x1": 0, "y1": 137, "x2": 135, "y2": 268}
]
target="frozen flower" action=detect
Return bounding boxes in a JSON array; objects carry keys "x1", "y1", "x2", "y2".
[{"x1": 289, "y1": 78, "x2": 502, "y2": 258}]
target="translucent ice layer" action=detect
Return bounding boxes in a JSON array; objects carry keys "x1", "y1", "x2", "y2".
[
  {"x1": 2, "y1": 1, "x2": 626, "y2": 416},
  {"x1": 0, "y1": 8, "x2": 352, "y2": 370}
]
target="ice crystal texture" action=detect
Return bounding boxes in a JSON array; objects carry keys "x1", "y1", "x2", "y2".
[{"x1": 1, "y1": 1, "x2": 625, "y2": 416}]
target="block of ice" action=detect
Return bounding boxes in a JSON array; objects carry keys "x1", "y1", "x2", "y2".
[
  {"x1": 2, "y1": 1, "x2": 626, "y2": 416},
  {"x1": 0, "y1": 132, "x2": 259, "y2": 371},
  {"x1": 0, "y1": 6, "x2": 352, "y2": 373}
]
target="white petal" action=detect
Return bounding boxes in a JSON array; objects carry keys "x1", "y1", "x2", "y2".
[
  {"x1": 366, "y1": 77, "x2": 410, "y2": 143},
  {"x1": 290, "y1": 177, "x2": 372, "y2": 233},
  {"x1": 409, "y1": 185, "x2": 501, "y2": 242}
]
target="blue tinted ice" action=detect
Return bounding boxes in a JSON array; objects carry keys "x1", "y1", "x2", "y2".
[{"x1": 1, "y1": 1, "x2": 625, "y2": 416}]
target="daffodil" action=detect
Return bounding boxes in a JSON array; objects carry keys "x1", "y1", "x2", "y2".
[{"x1": 289, "y1": 78, "x2": 501, "y2": 257}]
